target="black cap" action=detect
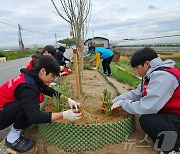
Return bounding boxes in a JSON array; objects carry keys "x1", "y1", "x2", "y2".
[
  {"x1": 42, "y1": 45, "x2": 56, "y2": 56},
  {"x1": 58, "y1": 46, "x2": 66, "y2": 53}
]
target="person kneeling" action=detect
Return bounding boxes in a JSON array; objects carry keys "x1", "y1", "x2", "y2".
[{"x1": 0, "y1": 56, "x2": 82, "y2": 153}]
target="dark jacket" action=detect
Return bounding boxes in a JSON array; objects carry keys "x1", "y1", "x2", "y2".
[{"x1": 0, "y1": 68, "x2": 61, "y2": 124}]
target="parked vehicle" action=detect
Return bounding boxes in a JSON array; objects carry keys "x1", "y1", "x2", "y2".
[{"x1": 3, "y1": 49, "x2": 13, "y2": 52}]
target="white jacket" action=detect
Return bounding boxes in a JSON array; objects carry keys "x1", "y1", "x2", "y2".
[{"x1": 114, "y1": 57, "x2": 179, "y2": 114}]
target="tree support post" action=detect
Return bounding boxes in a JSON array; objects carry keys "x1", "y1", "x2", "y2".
[{"x1": 73, "y1": 48, "x2": 81, "y2": 99}]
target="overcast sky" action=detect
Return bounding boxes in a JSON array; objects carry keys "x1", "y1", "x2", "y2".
[{"x1": 0, "y1": 0, "x2": 180, "y2": 47}]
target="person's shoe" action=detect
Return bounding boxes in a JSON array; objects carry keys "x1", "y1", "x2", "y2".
[
  {"x1": 5, "y1": 136, "x2": 36, "y2": 153},
  {"x1": 107, "y1": 73, "x2": 112, "y2": 76},
  {"x1": 160, "y1": 150, "x2": 178, "y2": 154}
]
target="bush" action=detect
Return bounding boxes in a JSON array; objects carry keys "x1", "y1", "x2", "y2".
[{"x1": 0, "y1": 50, "x2": 36, "y2": 60}]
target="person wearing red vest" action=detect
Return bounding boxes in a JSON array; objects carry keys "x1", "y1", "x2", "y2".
[
  {"x1": 54, "y1": 46, "x2": 72, "y2": 76},
  {"x1": 0, "y1": 56, "x2": 82, "y2": 153},
  {"x1": 111, "y1": 48, "x2": 180, "y2": 153},
  {"x1": 26, "y1": 45, "x2": 56, "y2": 70}
]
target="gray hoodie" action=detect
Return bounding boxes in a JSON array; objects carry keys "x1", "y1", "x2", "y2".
[{"x1": 114, "y1": 57, "x2": 179, "y2": 114}]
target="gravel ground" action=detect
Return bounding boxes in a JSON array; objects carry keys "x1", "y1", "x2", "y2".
[
  {"x1": 0, "y1": 126, "x2": 11, "y2": 142},
  {"x1": 0, "y1": 126, "x2": 12, "y2": 154}
]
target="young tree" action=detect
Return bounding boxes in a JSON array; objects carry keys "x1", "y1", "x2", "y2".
[{"x1": 51, "y1": 0, "x2": 91, "y2": 95}]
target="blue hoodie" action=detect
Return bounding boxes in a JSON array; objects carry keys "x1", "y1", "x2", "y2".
[{"x1": 94, "y1": 47, "x2": 114, "y2": 59}]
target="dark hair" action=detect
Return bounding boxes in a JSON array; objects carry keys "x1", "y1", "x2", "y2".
[
  {"x1": 35, "y1": 56, "x2": 60, "y2": 76},
  {"x1": 88, "y1": 46, "x2": 95, "y2": 53},
  {"x1": 58, "y1": 46, "x2": 66, "y2": 53},
  {"x1": 130, "y1": 47, "x2": 158, "y2": 67},
  {"x1": 54, "y1": 51, "x2": 63, "y2": 65},
  {"x1": 41, "y1": 45, "x2": 56, "y2": 56}
]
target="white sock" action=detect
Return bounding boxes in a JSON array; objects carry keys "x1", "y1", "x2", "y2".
[{"x1": 7, "y1": 127, "x2": 22, "y2": 143}]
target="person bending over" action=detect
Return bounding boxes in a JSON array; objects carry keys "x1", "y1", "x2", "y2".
[
  {"x1": 0, "y1": 56, "x2": 81, "y2": 153},
  {"x1": 111, "y1": 47, "x2": 180, "y2": 153}
]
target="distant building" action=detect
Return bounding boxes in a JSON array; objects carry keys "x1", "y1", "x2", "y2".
[{"x1": 84, "y1": 37, "x2": 109, "y2": 48}]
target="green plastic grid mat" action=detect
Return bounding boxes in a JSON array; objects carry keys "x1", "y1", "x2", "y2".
[{"x1": 38, "y1": 114, "x2": 135, "y2": 152}]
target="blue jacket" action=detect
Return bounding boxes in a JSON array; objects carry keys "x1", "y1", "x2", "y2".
[{"x1": 94, "y1": 47, "x2": 114, "y2": 59}]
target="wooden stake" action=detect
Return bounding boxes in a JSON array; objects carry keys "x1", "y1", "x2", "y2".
[{"x1": 73, "y1": 48, "x2": 81, "y2": 98}]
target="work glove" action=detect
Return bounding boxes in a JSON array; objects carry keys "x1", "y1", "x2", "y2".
[
  {"x1": 60, "y1": 72, "x2": 68, "y2": 76},
  {"x1": 92, "y1": 67, "x2": 98, "y2": 70},
  {"x1": 68, "y1": 98, "x2": 81, "y2": 112},
  {"x1": 60, "y1": 66, "x2": 65, "y2": 71},
  {"x1": 65, "y1": 61, "x2": 69, "y2": 64},
  {"x1": 111, "y1": 100, "x2": 122, "y2": 111},
  {"x1": 63, "y1": 109, "x2": 82, "y2": 121}
]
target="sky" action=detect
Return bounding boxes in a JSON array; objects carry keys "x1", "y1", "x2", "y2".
[{"x1": 0, "y1": 0, "x2": 180, "y2": 48}]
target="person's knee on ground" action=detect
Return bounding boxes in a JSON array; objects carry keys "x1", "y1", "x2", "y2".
[
  {"x1": 139, "y1": 115, "x2": 158, "y2": 142},
  {"x1": 139, "y1": 115, "x2": 180, "y2": 152}
]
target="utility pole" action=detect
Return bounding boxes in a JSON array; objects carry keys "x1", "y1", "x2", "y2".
[
  {"x1": 55, "y1": 33, "x2": 57, "y2": 48},
  {"x1": 18, "y1": 24, "x2": 25, "y2": 53}
]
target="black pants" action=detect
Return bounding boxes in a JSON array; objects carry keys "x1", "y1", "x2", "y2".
[
  {"x1": 102, "y1": 55, "x2": 114, "y2": 75},
  {"x1": 139, "y1": 114, "x2": 180, "y2": 152},
  {"x1": 0, "y1": 100, "x2": 31, "y2": 130}
]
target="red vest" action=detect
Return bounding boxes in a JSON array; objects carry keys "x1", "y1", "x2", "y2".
[
  {"x1": 26, "y1": 58, "x2": 36, "y2": 70},
  {"x1": 0, "y1": 73, "x2": 44, "y2": 110},
  {"x1": 142, "y1": 67, "x2": 180, "y2": 115}
]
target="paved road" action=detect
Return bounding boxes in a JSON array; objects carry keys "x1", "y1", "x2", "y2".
[
  {"x1": 0, "y1": 57, "x2": 31, "y2": 85},
  {"x1": 0, "y1": 57, "x2": 31, "y2": 142},
  {"x1": 0, "y1": 49, "x2": 73, "y2": 85}
]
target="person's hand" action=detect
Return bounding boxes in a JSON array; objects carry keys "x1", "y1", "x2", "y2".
[
  {"x1": 60, "y1": 66, "x2": 65, "y2": 71},
  {"x1": 111, "y1": 100, "x2": 122, "y2": 111},
  {"x1": 63, "y1": 109, "x2": 82, "y2": 121},
  {"x1": 92, "y1": 67, "x2": 98, "y2": 70},
  {"x1": 60, "y1": 72, "x2": 68, "y2": 76},
  {"x1": 68, "y1": 69, "x2": 72, "y2": 73},
  {"x1": 68, "y1": 98, "x2": 81, "y2": 112},
  {"x1": 65, "y1": 61, "x2": 69, "y2": 64},
  {"x1": 89, "y1": 59, "x2": 93, "y2": 63}
]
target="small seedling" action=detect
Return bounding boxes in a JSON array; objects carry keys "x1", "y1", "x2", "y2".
[
  {"x1": 100, "y1": 89, "x2": 113, "y2": 116},
  {"x1": 53, "y1": 94, "x2": 67, "y2": 112}
]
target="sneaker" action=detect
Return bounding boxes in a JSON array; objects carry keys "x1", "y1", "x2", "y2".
[
  {"x1": 107, "y1": 73, "x2": 112, "y2": 76},
  {"x1": 5, "y1": 136, "x2": 36, "y2": 153},
  {"x1": 160, "y1": 150, "x2": 177, "y2": 154}
]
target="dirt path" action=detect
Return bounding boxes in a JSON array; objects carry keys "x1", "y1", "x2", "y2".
[{"x1": 0, "y1": 70, "x2": 159, "y2": 154}]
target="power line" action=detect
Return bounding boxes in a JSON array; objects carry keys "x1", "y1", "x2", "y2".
[
  {"x1": 0, "y1": 20, "x2": 18, "y2": 29},
  {"x1": 0, "y1": 19, "x2": 53, "y2": 35},
  {"x1": 123, "y1": 34, "x2": 180, "y2": 41}
]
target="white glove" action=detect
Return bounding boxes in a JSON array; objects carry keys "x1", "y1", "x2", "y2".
[
  {"x1": 65, "y1": 61, "x2": 69, "y2": 64},
  {"x1": 63, "y1": 109, "x2": 82, "y2": 121},
  {"x1": 68, "y1": 98, "x2": 80, "y2": 112},
  {"x1": 60, "y1": 72, "x2": 68, "y2": 76},
  {"x1": 49, "y1": 82, "x2": 56, "y2": 87},
  {"x1": 60, "y1": 66, "x2": 65, "y2": 71},
  {"x1": 111, "y1": 100, "x2": 122, "y2": 111},
  {"x1": 92, "y1": 67, "x2": 98, "y2": 70}
]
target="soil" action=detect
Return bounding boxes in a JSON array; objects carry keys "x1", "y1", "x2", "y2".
[
  {"x1": 22, "y1": 70, "x2": 158, "y2": 154},
  {"x1": 45, "y1": 70, "x2": 129, "y2": 124}
]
